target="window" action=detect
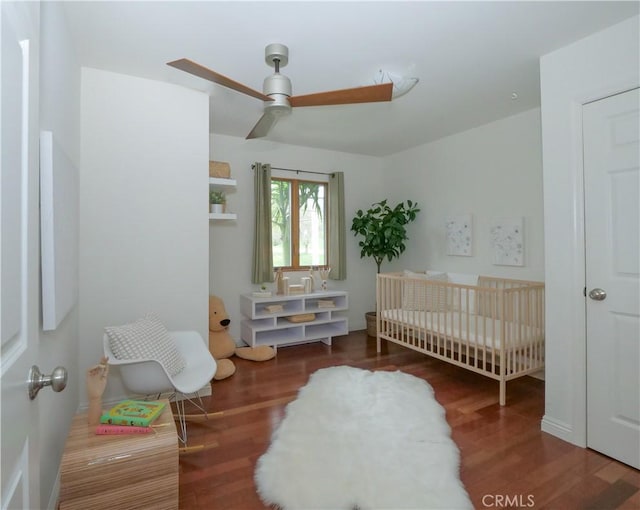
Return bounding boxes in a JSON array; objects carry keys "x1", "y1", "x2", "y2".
[{"x1": 271, "y1": 178, "x2": 327, "y2": 269}]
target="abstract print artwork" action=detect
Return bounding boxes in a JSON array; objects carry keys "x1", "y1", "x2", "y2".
[
  {"x1": 446, "y1": 214, "x2": 473, "y2": 256},
  {"x1": 491, "y1": 217, "x2": 524, "y2": 266}
]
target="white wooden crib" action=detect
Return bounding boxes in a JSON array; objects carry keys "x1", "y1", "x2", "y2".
[{"x1": 376, "y1": 271, "x2": 545, "y2": 405}]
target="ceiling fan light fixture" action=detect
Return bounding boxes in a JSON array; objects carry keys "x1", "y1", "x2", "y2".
[{"x1": 374, "y1": 69, "x2": 419, "y2": 99}]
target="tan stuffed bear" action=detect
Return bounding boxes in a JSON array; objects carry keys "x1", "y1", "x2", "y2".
[
  {"x1": 209, "y1": 295, "x2": 275, "y2": 381},
  {"x1": 209, "y1": 295, "x2": 237, "y2": 380}
]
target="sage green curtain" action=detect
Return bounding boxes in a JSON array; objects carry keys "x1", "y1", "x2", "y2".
[
  {"x1": 328, "y1": 171, "x2": 346, "y2": 280},
  {"x1": 252, "y1": 162, "x2": 273, "y2": 284}
]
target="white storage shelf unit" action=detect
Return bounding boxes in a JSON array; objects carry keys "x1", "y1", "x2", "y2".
[{"x1": 240, "y1": 291, "x2": 348, "y2": 350}]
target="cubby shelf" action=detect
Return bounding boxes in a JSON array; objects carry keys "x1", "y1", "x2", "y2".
[{"x1": 240, "y1": 291, "x2": 348, "y2": 350}]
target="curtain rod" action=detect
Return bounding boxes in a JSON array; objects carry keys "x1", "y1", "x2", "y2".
[{"x1": 252, "y1": 164, "x2": 334, "y2": 177}]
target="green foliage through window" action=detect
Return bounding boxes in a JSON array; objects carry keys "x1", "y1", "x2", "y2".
[{"x1": 271, "y1": 178, "x2": 326, "y2": 268}]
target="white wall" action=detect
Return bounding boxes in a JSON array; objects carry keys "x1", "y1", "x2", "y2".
[
  {"x1": 39, "y1": 3, "x2": 81, "y2": 508},
  {"x1": 209, "y1": 108, "x2": 545, "y2": 340},
  {"x1": 539, "y1": 16, "x2": 639, "y2": 446},
  {"x1": 383, "y1": 108, "x2": 545, "y2": 282},
  {"x1": 209, "y1": 134, "x2": 385, "y2": 337},
  {"x1": 79, "y1": 68, "x2": 209, "y2": 403}
]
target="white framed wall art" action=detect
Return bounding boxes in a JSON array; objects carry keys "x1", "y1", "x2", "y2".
[
  {"x1": 40, "y1": 131, "x2": 79, "y2": 331},
  {"x1": 446, "y1": 214, "x2": 473, "y2": 256},
  {"x1": 490, "y1": 217, "x2": 524, "y2": 266}
]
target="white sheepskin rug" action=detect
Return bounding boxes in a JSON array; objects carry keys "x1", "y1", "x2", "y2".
[{"x1": 255, "y1": 365, "x2": 472, "y2": 510}]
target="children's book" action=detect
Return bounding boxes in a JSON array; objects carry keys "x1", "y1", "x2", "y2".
[
  {"x1": 100, "y1": 399, "x2": 166, "y2": 427},
  {"x1": 95, "y1": 424, "x2": 153, "y2": 435}
]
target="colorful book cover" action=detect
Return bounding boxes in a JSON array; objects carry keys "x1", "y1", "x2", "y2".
[{"x1": 99, "y1": 399, "x2": 166, "y2": 427}]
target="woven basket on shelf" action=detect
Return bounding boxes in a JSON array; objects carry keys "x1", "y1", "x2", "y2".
[{"x1": 209, "y1": 161, "x2": 231, "y2": 178}]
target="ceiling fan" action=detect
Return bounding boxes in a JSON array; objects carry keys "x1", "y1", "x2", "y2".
[{"x1": 167, "y1": 43, "x2": 393, "y2": 139}]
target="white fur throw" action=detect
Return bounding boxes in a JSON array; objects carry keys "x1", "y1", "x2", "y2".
[{"x1": 255, "y1": 366, "x2": 472, "y2": 509}]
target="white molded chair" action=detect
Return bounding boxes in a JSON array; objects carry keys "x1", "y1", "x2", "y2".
[{"x1": 103, "y1": 330, "x2": 217, "y2": 444}]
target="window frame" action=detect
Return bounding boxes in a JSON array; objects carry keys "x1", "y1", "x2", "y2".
[{"x1": 271, "y1": 176, "x2": 328, "y2": 271}]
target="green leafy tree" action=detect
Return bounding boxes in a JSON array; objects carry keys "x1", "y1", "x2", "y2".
[
  {"x1": 299, "y1": 183, "x2": 322, "y2": 216},
  {"x1": 351, "y1": 199, "x2": 420, "y2": 273},
  {"x1": 271, "y1": 181, "x2": 291, "y2": 266},
  {"x1": 271, "y1": 180, "x2": 324, "y2": 267}
]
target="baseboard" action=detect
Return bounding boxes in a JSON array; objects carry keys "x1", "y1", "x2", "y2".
[
  {"x1": 158, "y1": 383, "x2": 212, "y2": 402},
  {"x1": 78, "y1": 383, "x2": 212, "y2": 411},
  {"x1": 119, "y1": 383, "x2": 213, "y2": 406},
  {"x1": 541, "y1": 414, "x2": 576, "y2": 444},
  {"x1": 46, "y1": 469, "x2": 61, "y2": 510},
  {"x1": 528, "y1": 369, "x2": 545, "y2": 381}
]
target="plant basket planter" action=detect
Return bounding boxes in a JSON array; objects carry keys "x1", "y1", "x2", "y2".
[{"x1": 365, "y1": 311, "x2": 377, "y2": 337}]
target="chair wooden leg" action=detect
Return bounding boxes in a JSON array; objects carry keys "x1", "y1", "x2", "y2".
[
  {"x1": 172, "y1": 390, "x2": 210, "y2": 445},
  {"x1": 175, "y1": 396, "x2": 187, "y2": 444}
]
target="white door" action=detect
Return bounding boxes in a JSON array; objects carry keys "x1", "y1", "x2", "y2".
[
  {"x1": 584, "y1": 87, "x2": 640, "y2": 469},
  {"x1": 1, "y1": 2, "x2": 41, "y2": 508}
]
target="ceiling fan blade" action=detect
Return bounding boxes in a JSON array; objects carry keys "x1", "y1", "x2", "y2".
[
  {"x1": 167, "y1": 58, "x2": 273, "y2": 102},
  {"x1": 289, "y1": 82, "x2": 393, "y2": 108},
  {"x1": 246, "y1": 113, "x2": 278, "y2": 139}
]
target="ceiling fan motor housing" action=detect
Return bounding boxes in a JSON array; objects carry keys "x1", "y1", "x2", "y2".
[{"x1": 263, "y1": 73, "x2": 292, "y2": 115}]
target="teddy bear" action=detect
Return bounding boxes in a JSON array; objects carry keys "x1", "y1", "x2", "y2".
[{"x1": 209, "y1": 295, "x2": 275, "y2": 380}]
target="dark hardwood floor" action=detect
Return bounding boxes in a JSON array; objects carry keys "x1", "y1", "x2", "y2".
[{"x1": 177, "y1": 331, "x2": 639, "y2": 509}]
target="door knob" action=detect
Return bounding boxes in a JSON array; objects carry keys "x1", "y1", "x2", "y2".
[
  {"x1": 28, "y1": 365, "x2": 68, "y2": 400},
  {"x1": 588, "y1": 288, "x2": 607, "y2": 301}
]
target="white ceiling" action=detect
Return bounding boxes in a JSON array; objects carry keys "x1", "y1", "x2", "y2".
[{"x1": 62, "y1": 1, "x2": 638, "y2": 157}]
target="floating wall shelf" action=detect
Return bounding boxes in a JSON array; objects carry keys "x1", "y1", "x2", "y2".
[{"x1": 209, "y1": 177, "x2": 237, "y2": 221}]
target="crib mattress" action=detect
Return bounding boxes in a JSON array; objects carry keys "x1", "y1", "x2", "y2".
[{"x1": 380, "y1": 309, "x2": 543, "y2": 351}]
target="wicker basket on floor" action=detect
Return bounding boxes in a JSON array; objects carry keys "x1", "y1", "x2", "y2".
[{"x1": 366, "y1": 311, "x2": 377, "y2": 337}]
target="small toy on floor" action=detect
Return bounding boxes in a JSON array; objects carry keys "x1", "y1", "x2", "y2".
[{"x1": 209, "y1": 295, "x2": 275, "y2": 380}]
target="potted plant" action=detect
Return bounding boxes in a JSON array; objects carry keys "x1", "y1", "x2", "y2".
[
  {"x1": 210, "y1": 190, "x2": 226, "y2": 214},
  {"x1": 351, "y1": 199, "x2": 420, "y2": 336}
]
